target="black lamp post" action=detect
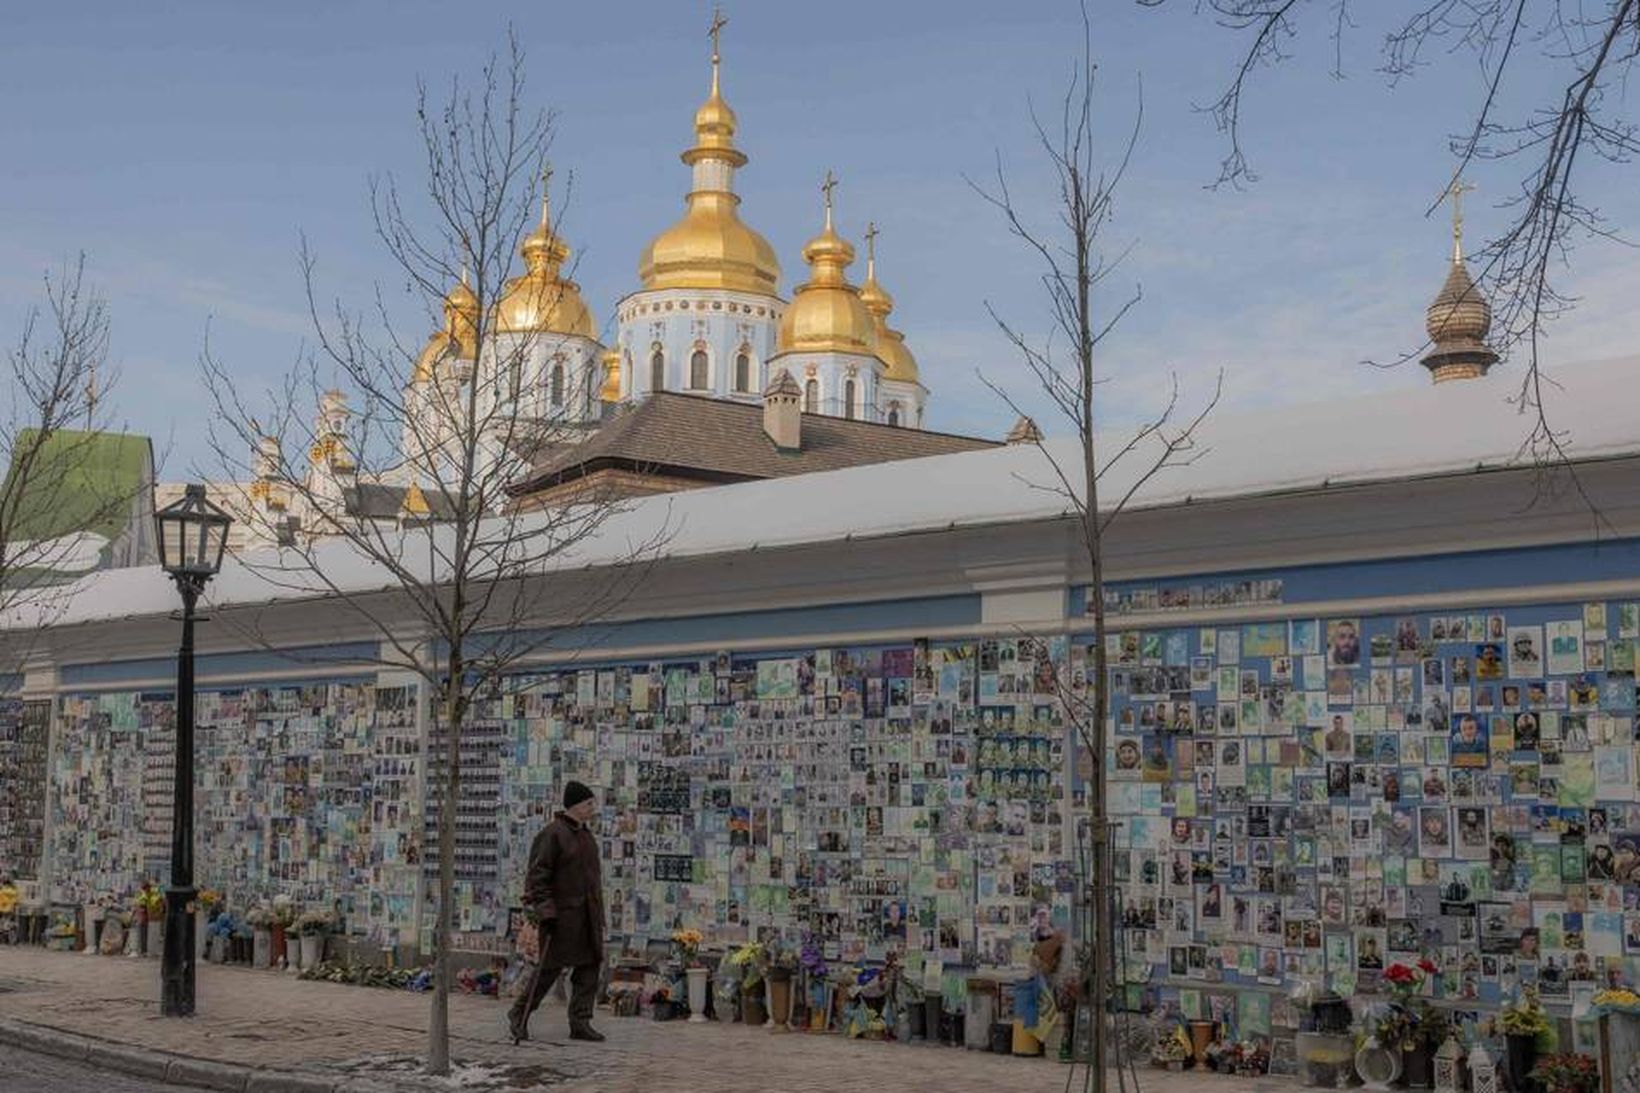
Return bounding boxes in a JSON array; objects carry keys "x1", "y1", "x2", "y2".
[{"x1": 154, "y1": 483, "x2": 231, "y2": 1017}]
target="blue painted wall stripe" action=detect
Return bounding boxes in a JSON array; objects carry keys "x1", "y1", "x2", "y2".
[
  {"x1": 444, "y1": 593, "x2": 985, "y2": 662},
  {"x1": 1079, "y1": 537, "x2": 1640, "y2": 613},
  {"x1": 60, "y1": 641, "x2": 382, "y2": 687}
]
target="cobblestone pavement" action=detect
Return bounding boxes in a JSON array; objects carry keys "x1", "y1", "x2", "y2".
[
  {"x1": 0, "y1": 948, "x2": 1294, "y2": 1093},
  {"x1": 0, "y1": 1042, "x2": 183, "y2": 1092}
]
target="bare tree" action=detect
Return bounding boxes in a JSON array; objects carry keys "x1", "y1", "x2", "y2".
[
  {"x1": 1146, "y1": 0, "x2": 1639, "y2": 480},
  {"x1": 1, "y1": 255, "x2": 146, "y2": 642},
  {"x1": 200, "y1": 34, "x2": 665, "y2": 1076},
  {"x1": 974, "y1": 8, "x2": 1220, "y2": 1092}
]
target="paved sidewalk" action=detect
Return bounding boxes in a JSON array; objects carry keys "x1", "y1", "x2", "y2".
[{"x1": 0, "y1": 947, "x2": 1294, "y2": 1092}]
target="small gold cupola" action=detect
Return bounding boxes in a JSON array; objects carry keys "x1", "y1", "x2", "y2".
[
  {"x1": 1421, "y1": 180, "x2": 1498, "y2": 384},
  {"x1": 857, "y1": 222, "x2": 920, "y2": 385},
  {"x1": 493, "y1": 167, "x2": 596, "y2": 338},
  {"x1": 413, "y1": 270, "x2": 480, "y2": 383},
  {"x1": 776, "y1": 172, "x2": 878, "y2": 355},
  {"x1": 637, "y1": 8, "x2": 781, "y2": 295}
]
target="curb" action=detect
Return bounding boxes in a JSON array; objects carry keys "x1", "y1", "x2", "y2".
[{"x1": 0, "y1": 1017, "x2": 342, "y2": 1093}]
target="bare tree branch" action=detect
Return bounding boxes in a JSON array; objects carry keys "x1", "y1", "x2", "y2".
[{"x1": 196, "y1": 34, "x2": 668, "y2": 1077}]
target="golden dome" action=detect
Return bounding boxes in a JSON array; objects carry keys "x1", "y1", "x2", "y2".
[
  {"x1": 777, "y1": 218, "x2": 877, "y2": 355},
  {"x1": 443, "y1": 275, "x2": 479, "y2": 358},
  {"x1": 637, "y1": 33, "x2": 780, "y2": 295},
  {"x1": 1420, "y1": 221, "x2": 1497, "y2": 383},
  {"x1": 412, "y1": 274, "x2": 480, "y2": 383},
  {"x1": 599, "y1": 347, "x2": 621, "y2": 402},
  {"x1": 494, "y1": 192, "x2": 596, "y2": 338},
  {"x1": 858, "y1": 226, "x2": 919, "y2": 385},
  {"x1": 412, "y1": 332, "x2": 454, "y2": 384}
]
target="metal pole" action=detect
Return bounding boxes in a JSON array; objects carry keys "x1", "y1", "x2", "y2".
[{"x1": 161, "y1": 578, "x2": 200, "y2": 1017}]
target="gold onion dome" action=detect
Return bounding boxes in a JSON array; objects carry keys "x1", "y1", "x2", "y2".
[
  {"x1": 1421, "y1": 181, "x2": 1498, "y2": 383},
  {"x1": 493, "y1": 182, "x2": 596, "y2": 338},
  {"x1": 637, "y1": 30, "x2": 780, "y2": 294},
  {"x1": 777, "y1": 179, "x2": 877, "y2": 355},
  {"x1": 413, "y1": 273, "x2": 480, "y2": 383},
  {"x1": 858, "y1": 225, "x2": 919, "y2": 385}
]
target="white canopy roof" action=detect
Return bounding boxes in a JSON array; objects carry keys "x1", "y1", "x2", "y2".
[{"x1": 22, "y1": 355, "x2": 1640, "y2": 630}]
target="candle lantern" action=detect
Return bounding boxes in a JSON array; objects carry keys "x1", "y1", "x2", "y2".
[
  {"x1": 1466, "y1": 1043, "x2": 1497, "y2": 1093},
  {"x1": 1433, "y1": 1035, "x2": 1464, "y2": 1093}
]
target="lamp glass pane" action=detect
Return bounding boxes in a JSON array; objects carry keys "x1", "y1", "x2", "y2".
[
  {"x1": 206, "y1": 518, "x2": 227, "y2": 572},
  {"x1": 158, "y1": 514, "x2": 184, "y2": 571}
]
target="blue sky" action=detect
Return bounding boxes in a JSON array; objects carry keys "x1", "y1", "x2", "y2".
[{"x1": 3, "y1": 1, "x2": 1635, "y2": 476}]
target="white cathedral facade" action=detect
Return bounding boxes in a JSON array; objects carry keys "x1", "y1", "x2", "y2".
[
  {"x1": 411, "y1": 25, "x2": 931, "y2": 468},
  {"x1": 220, "y1": 21, "x2": 936, "y2": 547}
]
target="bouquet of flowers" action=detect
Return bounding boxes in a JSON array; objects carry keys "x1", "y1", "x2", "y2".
[
  {"x1": 198, "y1": 889, "x2": 222, "y2": 913},
  {"x1": 271, "y1": 894, "x2": 296, "y2": 930},
  {"x1": 1531, "y1": 1053, "x2": 1599, "y2": 1093},
  {"x1": 294, "y1": 909, "x2": 333, "y2": 937},
  {"x1": 671, "y1": 928, "x2": 704, "y2": 968},
  {"x1": 1593, "y1": 986, "x2": 1640, "y2": 1014},
  {"x1": 0, "y1": 884, "x2": 19, "y2": 916},
  {"x1": 133, "y1": 883, "x2": 166, "y2": 919},
  {"x1": 244, "y1": 903, "x2": 275, "y2": 929},
  {"x1": 728, "y1": 941, "x2": 766, "y2": 990},
  {"x1": 798, "y1": 937, "x2": 828, "y2": 981},
  {"x1": 1383, "y1": 958, "x2": 1437, "y2": 997},
  {"x1": 1496, "y1": 993, "x2": 1552, "y2": 1039},
  {"x1": 765, "y1": 937, "x2": 799, "y2": 979}
]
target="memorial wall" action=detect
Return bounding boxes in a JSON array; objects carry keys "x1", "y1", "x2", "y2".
[{"x1": 21, "y1": 585, "x2": 1639, "y2": 1030}]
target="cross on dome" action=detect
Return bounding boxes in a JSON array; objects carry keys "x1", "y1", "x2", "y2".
[
  {"x1": 1442, "y1": 178, "x2": 1476, "y2": 262},
  {"x1": 821, "y1": 170, "x2": 838, "y2": 229}
]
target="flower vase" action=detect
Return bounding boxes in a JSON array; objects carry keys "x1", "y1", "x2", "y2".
[
  {"x1": 253, "y1": 926, "x2": 271, "y2": 968},
  {"x1": 1400, "y1": 1044, "x2": 1434, "y2": 1089},
  {"x1": 687, "y1": 967, "x2": 709, "y2": 1023},
  {"x1": 300, "y1": 932, "x2": 323, "y2": 969},
  {"x1": 742, "y1": 984, "x2": 767, "y2": 1027},
  {"x1": 146, "y1": 919, "x2": 163, "y2": 959},
  {"x1": 1504, "y1": 1035, "x2": 1538, "y2": 1093},
  {"x1": 271, "y1": 925, "x2": 287, "y2": 968},
  {"x1": 194, "y1": 911, "x2": 208, "y2": 960},
  {"x1": 135, "y1": 910, "x2": 149, "y2": 957},
  {"x1": 768, "y1": 970, "x2": 793, "y2": 1032},
  {"x1": 1356, "y1": 1036, "x2": 1402, "y2": 1088}
]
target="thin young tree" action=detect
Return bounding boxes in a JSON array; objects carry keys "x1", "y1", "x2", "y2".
[
  {"x1": 1145, "y1": 0, "x2": 1638, "y2": 488},
  {"x1": 200, "y1": 35, "x2": 665, "y2": 1075},
  {"x1": 1, "y1": 255, "x2": 142, "y2": 642},
  {"x1": 974, "y1": 8, "x2": 1220, "y2": 1091}
]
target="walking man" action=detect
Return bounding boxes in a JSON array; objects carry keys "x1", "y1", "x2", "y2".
[{"x1": 509, "y1": 781, "x2": 605, "y2": 1043}]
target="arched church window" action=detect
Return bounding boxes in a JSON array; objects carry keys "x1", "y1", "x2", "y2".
[
  {"x1": 508, "y1": 355, "x2": 523, "y2": 402},
  {"x1": 690, "y1": 349, "x2": 709, "y2": 390},
  {"x1": 550, "y1": 364, "x2": 565, "y2": 407},
  {"x1": 650, "y1": 349, "x2": 665, "y2": 392},
  {"x1": 804, "y1": 378, "x2": 819, "y2": 414},
  {"x1": 734, "y1": 351, "x2": 751, "y2": 393},
  {"x1": 887, "y1": 406, "x2": 900, "y2": 427},
  {"x1": 843, "y1": 379, "x2": 857, "y2": 420}
]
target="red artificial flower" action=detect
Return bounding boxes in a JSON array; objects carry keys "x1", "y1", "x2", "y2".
[
  {"x1": 1417, "y1": 959, "x2": 1438, "y2": 975},
  {"x1": 1385, "y1": 964, "x2": 1416, "y2": 983}
]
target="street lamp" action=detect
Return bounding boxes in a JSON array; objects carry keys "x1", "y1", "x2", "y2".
[{"x1": 154, "y1": 483, "x2": 231, "y2": 1017}]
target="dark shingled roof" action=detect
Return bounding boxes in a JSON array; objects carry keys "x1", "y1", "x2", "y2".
[
  {"x1": 509, "y1": 392, "x2": 998, "y2": 496},
  {"x1": 343, "y1": 482, "x2": 458, "y2": 521}
]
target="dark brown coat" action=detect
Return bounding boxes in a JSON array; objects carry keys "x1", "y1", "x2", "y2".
[{"x1": 523, "y1": 812, "x2": 604, "y2": 968}]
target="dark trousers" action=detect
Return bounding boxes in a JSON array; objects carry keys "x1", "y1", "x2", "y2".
[{"x1": 510, "y1": 958, "x2": 600, "y2": 1029}]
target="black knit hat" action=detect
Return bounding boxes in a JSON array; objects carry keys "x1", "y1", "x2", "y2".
[{"x1": 563, "y1": 780, "x2": 594, "y2": 809}]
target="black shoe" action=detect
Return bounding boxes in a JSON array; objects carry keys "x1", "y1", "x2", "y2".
[
  {"x1": 569, "y1": 1024, "x2": 605, "y2": 1042},
  {"x1": 508, "y1": 1012, "x2": 530, "y2": 1044}
]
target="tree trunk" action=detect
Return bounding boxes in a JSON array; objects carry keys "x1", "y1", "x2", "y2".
[{"x1": 427, "y1": 649, "x2": 463, "y2": 1076}]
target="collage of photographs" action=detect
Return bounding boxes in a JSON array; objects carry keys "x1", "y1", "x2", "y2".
[
  {"x1": 1104, "y1": 598, "x2": 1640, "y2": 1038},
  {"x1": 26, "y1": 595, "x2": 1640, "y2": 1053}
]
